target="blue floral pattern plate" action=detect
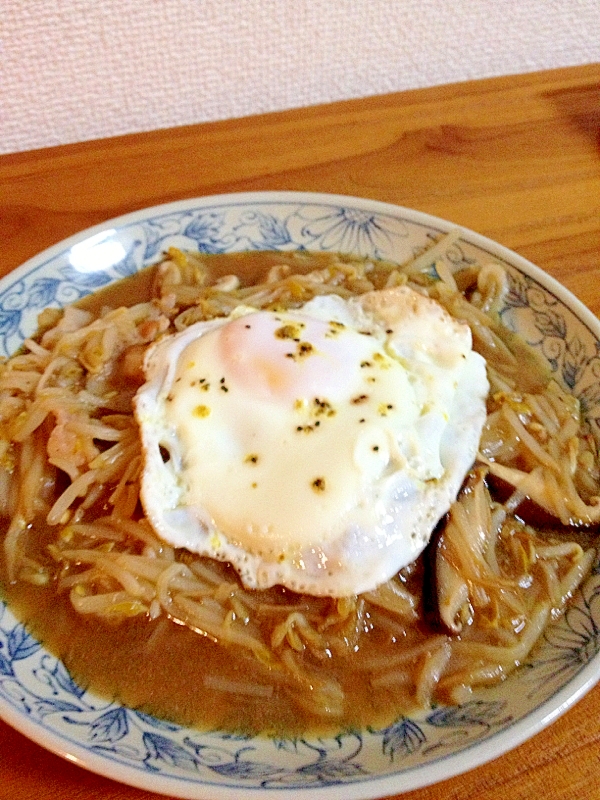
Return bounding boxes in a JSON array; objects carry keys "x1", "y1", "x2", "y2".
[{"x1": 1, "y1": 192, "x2": 599, "y2": 800}]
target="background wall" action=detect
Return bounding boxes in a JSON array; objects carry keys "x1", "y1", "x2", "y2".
[{"x1": 1, "y1": 0, "x2": 599, "y2": 155}]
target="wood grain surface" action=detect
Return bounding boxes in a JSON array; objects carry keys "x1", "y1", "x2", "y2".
[{"x1": 0, "y1": 62, "x2": 599, "y2": 800}]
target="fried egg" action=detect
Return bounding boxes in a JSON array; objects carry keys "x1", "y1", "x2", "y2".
[{"x1": 134, "y1": 286, "x2": 488, "y2": 596}]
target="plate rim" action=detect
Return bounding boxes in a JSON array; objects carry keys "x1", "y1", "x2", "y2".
[{"x1": 10, "y1": 189, "x2": 598, "y2": 340}]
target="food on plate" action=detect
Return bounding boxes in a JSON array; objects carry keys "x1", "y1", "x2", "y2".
[
  {"x1": 0, "y1": 239, "x2": 597, "y2": 735},
  {"x1": 135, "y1": 287, "x2": 488, "y2": 597}
]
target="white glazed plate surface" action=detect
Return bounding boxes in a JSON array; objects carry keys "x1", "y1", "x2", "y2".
[{"x1": 0, "y1": 192, "x2": 599, "y2": 800}]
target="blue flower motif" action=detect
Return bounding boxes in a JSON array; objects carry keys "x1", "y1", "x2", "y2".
[
  {"x1": 540, "y1": 608, "x2": 600, "y2": 677},
  {"x1": 504, "y1": 272, "x2": 531, "y2": 309},
  {"x1": 562, "y1": 335, "x2": 590, "y2": 389},
  {"x1": 143, "y1": 733, "x2": 202, "y2": 772},
  {"x1": 534, "y1": 309, "x2": 567, "y2": 340},
  {"x1": 444, "y1": 239, "x2": 477, "y2": 269},
  {"x1": 0, "y1": 309, "x2": 23, "y2": 340},
  {"x1": 59, "y1": 265, "x2": 113, "y2": 291},
  {"x1": 41, "y1": 656, "x2": 87, "y2": 699},
  {"x1": 426, "y1": 700, "x2": 509, "y2": 729},
  {"x1": 142, "y1": 216, "x2": 189, "y2": 259},
  {"x1": 184, "y1": 213, "x2": 227, "y2": 253},
  {"x1": 243, "y1": 212, "x2": 292, "y2": 249},
  {"x1": 33, "y1": 698, "x2": 83, "y2": 718},
  {"x1": 578, "y1": 381, "x2": 600, "y2": 419},
  {"x1": 7, "y1": 624, "x2": 40, "y2": 661},
  {"x1": 295, "y1": 757, "x2": 366, "y2": 784},
  {"x1": 298, "y1": 206, "x2": 409, "y2": 259},
  {"x1": 133, "y1": 710, "x2": 179, "y2": 731},
  {"x1": 209, "y1": 757, "x2": 285, "y2": 781},
  {"x1": 273, "y1": 737, "x2": 305, "y2": 753},
  {"x1": 229, "y1": 211, "x2": 293, "y2": 251},
  {"x1": 0, "y1": 651, "x2": 14, "y2": 677},
  {"x1": 113, "y1": 245, "x2": 142, "y2": 279},
  {"x1": 26, "y1": 277, "x2": 62, "y2": 308},
  {"x1": 523, "y1": 584, "x2": 600, "y2": 699},
  {"x1": 86, "y1": 707, "x2": 130, "y2": 744},
  {"x1": 377, "y1": 717, "x2": 426, "y2": 761}
]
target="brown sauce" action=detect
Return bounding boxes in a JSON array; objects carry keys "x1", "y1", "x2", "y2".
[{"x1": 0, "y1": 522, "x2": 429, "y2": 737}]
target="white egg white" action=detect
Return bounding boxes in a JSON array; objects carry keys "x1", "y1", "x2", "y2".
[{"x1": 134, "y1": 287, "x2": 488, "y2": 597}]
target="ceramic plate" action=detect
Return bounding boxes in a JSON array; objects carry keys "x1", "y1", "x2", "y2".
[{"x1": 0, "y1": 192, "x2": 599, "y2": 800}]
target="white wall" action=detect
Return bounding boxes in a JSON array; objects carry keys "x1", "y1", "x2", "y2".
[{"x1": 1, "y1": 0, "x2": 599, "y2": 155}]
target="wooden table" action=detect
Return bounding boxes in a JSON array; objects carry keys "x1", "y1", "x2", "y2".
[{"x1": 1, "y1": 62, "x2": 599, "y2": 800}]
